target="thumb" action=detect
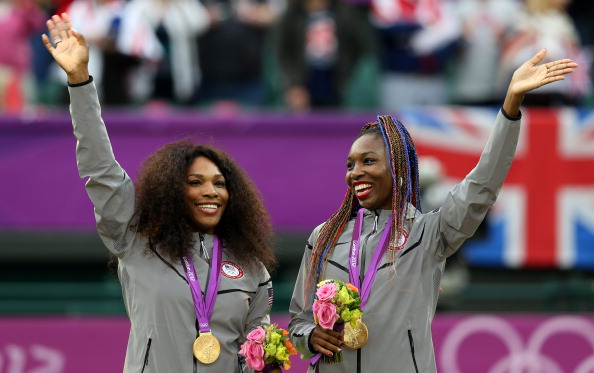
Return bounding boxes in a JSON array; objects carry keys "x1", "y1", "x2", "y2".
[{"x1": 529, "y1": 48, "x2": 547, "y2": 66}]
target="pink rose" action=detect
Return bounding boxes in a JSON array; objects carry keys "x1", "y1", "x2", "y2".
[
  {"x1": 239, "y1": 340, "x2": 265, "y2": 371},
  {"x1": 313, "y1": 300, "x2": 339, "y2": 330},
  {"x1": 247, "y1": 327, "x2": 266, "y2": 344},
  {"x1": 316, "y1": 283, "x2": 337, "y2": 302}
]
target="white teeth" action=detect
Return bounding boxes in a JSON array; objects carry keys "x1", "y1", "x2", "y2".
[
  {"x1": 354, "y1": 183, "x2": 372, "y2": 191},
  {"x1": 197, "y1": 204, "x2": 218, "y2": 210}
]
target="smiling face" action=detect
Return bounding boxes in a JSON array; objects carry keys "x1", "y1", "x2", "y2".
[
  {"x1": 346, "y1": 133, "x2": 393, "y2": 210},
  {"x1": 184, "y1": 156, "x2": 229, "y2": 234}
]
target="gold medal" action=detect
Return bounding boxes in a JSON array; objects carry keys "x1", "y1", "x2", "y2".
[
  {"x1": 193, "y1": 332, "x2": 220, "y2": 364},
  {"x1": 343, "y1": 319, "x2": 369, "y2": 350}
]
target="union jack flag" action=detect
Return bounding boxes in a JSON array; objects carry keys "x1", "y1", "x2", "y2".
[{"x1": 400, "y1": 106, "x2": 594, "y2": 269}]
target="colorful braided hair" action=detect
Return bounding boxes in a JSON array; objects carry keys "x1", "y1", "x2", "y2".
[{"x1": 305, "y1": 115, "x2": 421, "y2": 293}]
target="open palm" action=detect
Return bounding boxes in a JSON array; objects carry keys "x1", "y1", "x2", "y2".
[
  {"x1": 510, "y1": 49, "x2": 578, "y2": 95},
  {"x1": 41, "y1": 13, "x2": 89, "y2": 77}
]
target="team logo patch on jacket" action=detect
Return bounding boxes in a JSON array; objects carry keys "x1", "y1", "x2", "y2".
[
  {"x1": 221, "y1": 261, "x2": 244, "y2": 279},
  {"x1": 390, "y1": 230, "x2": 409, "y2": 250}
]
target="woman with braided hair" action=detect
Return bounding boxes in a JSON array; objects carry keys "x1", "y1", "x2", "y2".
[{"x1": 288, "y1": 49, "x2": 578, "y2": 373}]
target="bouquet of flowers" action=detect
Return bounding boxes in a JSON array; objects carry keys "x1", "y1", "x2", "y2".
[
  {"x1": 239, "y1": 323, "x2": 297, "y2": 371},
  {"x1": 312, "y1": 279, "x2": 362, "y2": 363}
]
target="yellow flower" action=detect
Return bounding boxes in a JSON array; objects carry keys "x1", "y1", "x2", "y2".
[
  {"x1": 340, "y1": 308, "x2": 352, "y2": 322},
  {"x1": 275, "y1": 346, "x2": 290, "y2": 361},
  {"x1": 270, "y1": 331, "x2": 281, "y2": 345},
  {"x1": 337, "y1": 286, "x2": 355, "y2": 306},
  {"x1": 349, "y1": 309, "x2": 363, "y2": 327},
  {"x1": 264, "y1": 343, "x2": 277, "y2": 357}
]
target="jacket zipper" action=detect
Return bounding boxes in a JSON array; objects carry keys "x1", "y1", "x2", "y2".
[
  {"x1": 140, "y1": 338, "x2": 152, "y2": 373},
  {"x1": 408, "y1": 330, "x2": 419, "y2": 373}
]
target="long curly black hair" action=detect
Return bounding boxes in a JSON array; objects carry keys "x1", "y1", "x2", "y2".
[{"x1": 132, "y1": 139, "x2": 276, "y2": 271}]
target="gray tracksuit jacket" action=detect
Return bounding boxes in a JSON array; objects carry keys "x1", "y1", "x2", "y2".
[
  {"x1": 69, "y1": 81, "x2": 272, "y2": 373},
  {"x1": 289, "y1": 110, "x2": 521, "y2": 372}
]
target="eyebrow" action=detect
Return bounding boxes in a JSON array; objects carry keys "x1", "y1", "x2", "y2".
[
  {"x1": 347, "y1": 151, "x2": 379, "y2": 160},
  {"x1": 186, "y1": 173, "x2": 225, "y2": 178}
]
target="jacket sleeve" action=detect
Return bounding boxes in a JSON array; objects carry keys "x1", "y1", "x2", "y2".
[
  {"x1": 429, "y1": 109, "x2": 521, "y2": 260},
  {"x1": 69, "y1": 82, "x2": 136, "y2": 256},
  {"x1": 288, "y1": 226, "x2": 323, "y2": 360},
  {"x1": 244, "y1": 264, "x2": 273, "y2": 338}
]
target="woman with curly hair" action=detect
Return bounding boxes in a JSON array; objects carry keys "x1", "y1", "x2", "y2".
[
  {"x1": 42, "y1": 13, "x2": 280, "y2": 373},
  {"x1": 288, "y1": 49, "x2": 578, "y2": 372}
]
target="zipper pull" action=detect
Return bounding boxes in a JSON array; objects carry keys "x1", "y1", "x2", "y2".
[
  {"x1": 199, "y1": 233, "x2": 210, "y2": 264},
  {"x1": 372, "y1": 211, "x2": 380, "y2": 234}
]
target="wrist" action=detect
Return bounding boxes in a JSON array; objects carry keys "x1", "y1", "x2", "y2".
[
  {"x1": 67, "y1": 70, "x2": 90, "y2": 85},
  {"x1": 502, "y1": 88, "x2": 524, "y2": 118}
]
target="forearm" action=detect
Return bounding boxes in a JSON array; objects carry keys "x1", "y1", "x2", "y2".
[{"x1": 436, "y1": 111, "x2": 521, "y2": 258}]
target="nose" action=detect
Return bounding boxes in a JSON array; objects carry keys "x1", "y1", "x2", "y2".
[
  {"x1": 350, "y1": 162, "x2": 364, "y2": 180},
  {"x1": 201, "y1": 183, "x2": 219, "y2": 198}
]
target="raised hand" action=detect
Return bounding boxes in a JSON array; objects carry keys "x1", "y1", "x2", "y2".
[
  {"x1": 510, "y1": 48, "x2": 577, "y2": 95},
  {"x1": 503, "y1": 49, "x2": 578, "y2": 117},
  {"x1": 41, "y1": 13, "x2": 90, "y2": 84}
]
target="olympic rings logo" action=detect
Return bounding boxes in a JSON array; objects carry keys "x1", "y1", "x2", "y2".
[{"x1": 439, "y1": 315, "x2": 594, "y2": 373}]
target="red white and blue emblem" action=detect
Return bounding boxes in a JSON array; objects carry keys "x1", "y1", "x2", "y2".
[{"x1": 221, "y1": 261, "x2": 244, "y2": 279}]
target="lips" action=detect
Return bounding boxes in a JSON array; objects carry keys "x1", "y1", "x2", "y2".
[
  {"x1": 353, "y1": 182, "x2": 373, "y2": 198},
  {"x1": 195, "y1": 203, "x2": 221, "y2": 215}
]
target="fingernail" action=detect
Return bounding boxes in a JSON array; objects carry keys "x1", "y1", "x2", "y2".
[
  {"x1": 338, "y1": 348, "x2": 342, "y2": 353},
  {"x1": 328, "y1": 352, "x2": 333, "y2": 356}
]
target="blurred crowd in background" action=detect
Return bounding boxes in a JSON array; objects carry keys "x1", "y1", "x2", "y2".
[{"x1": 1, "y1": 0, "x2": 593, "y2": 114}]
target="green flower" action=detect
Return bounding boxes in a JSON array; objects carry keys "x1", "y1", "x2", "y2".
[
  {"x1": 264, "y1": 343, "x2": 277, "y2": 357},
  {"x1": 340, "y1": 308, "x2": 352, "y2": 323},
  {"x1": 275, "y1": 346, "x2": 289, "y2": 361},
  {"x1": 349, "y1": 309, "x2": 363, "y2": 327},
  {"x1": 337, "y1": 286, "x2": 355, "y2": 306},
  {"x1": 270, "y1": 331, "x2": 281, "y2": 345}
]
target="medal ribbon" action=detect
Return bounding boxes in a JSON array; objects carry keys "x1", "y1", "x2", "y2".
[
  {"x1": 182, "y1": 235, "x2": 223, "y2": 333},
  {"x1": 349, "y1": 208, "x2": 393, "y2": 310},
  {"x1": 310, "y1": 210, "x2": 393, "y2": 370}
]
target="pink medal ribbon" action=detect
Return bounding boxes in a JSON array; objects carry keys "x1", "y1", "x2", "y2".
[
  {"x1": 349, "y1": 208, "x2": 393, "y2": 310},
  {"x1": 182, "y1": 235, "x2": 223, "y2": 334}
]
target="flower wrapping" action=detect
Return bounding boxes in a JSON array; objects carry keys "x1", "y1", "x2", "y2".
[
  {"x1": 239, "y1": 323, "x2": 298, "y2": 371},
  {"x1": 312, "y1": 279, "x2": 362, "y2": 363}
]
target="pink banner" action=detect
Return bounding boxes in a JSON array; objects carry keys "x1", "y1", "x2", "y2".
[
  {"x1": 1, "y1": 314, "x2": 594, "y2": 372},
  {"x1": 2, "y1": 107, "x2": 594, "y2": 269}
]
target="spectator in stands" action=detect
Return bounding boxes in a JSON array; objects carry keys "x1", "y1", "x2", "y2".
[
  {"x1": 116, "y1": 0, "x2": 211, "y2": 105},
  {"x1": 499, "y1": 0, "x2": 591, "y2": 106},
  {"x1": 369, "y1": 0, "x2": 460, "y2": 109},
  {"x1": 288, "y1": 48, "x2": 578, "y2": 372},
  {"x1": 274, "y1": 0, "x2": 377, "y2": 112},
  {"x1": 449, "y1": 0, "x2": 521, "y2": 106},
  {"x1": 196, "y1": 0, "x2": 283, "y2": 107},
  {"x1": 42, "y1": 13, "x2": 279, "y2": 373},
  {"x1": 0, "y1": 0, "x2": 45, "y2": 113}
]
